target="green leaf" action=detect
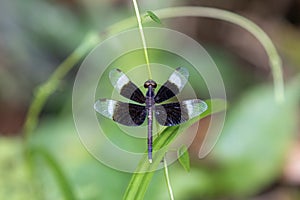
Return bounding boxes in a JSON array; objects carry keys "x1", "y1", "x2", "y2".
[
  {"x1": 146, "y1": 11, "x2": 162, "y2": 24},
  {"x1": 177, "y1": 145, "x2": 190, "y2": 172},
  {"x1": 123, "y1": 99, "x2": 227, "y2": 200}
]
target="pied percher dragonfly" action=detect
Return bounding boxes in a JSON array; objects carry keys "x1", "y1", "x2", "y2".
[{"x1": 94, "y1": 67, "x2": 208, "y2": 163}]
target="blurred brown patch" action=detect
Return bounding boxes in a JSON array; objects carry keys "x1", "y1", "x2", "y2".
[
  {"x1": 189, "y1": 115, "x2": 212, "y2": 159},
  {"x1": 0, "y1": 102, "x2": 26, "y2": 135},
  {"x1": 283, "y1": 141, "x2": 300, "y2": 185}
]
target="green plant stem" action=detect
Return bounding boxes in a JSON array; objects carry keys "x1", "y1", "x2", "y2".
[
  {"x1": 109, "y1": 7, "x2": 284, "y2": 103},
  {"x1": 163, "y1": 157, "x2": 174, "y2": 200},
  {"x1": 155, "y1": 7, "x2": 285, "y2": 103},
  {"x1": 157, "y1": 125, "x2": 174, "y2": 199},
  {"x1": 24, "y1": 6, "x2": 284, "y2": 141},
  {"x1": 23, "y1": 32, "x2": 100, "y2": 141},
  {"x1": 132, "y1": 0, "x2": 152, "y2": 79}
]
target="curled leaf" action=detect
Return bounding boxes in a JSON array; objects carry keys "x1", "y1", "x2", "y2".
[{"x1": 146, "y1": 11, "x2": 162, "y2": 24}]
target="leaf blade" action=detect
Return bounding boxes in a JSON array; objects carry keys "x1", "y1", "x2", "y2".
[{"x1": 178, "y1": 145, "x2": 190, "y2": 172}]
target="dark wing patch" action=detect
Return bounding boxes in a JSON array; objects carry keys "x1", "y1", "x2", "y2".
[
  {"x1": 154, "y1": 81, "x2": 179, "y2": 103},
  {"x1": 120, "y1": 82, "x2": 146, "y2": 104},
  {"x1": 154, "y1": 102, "x2": 187, "y2": 126},
  {"x1": 154, "y1": 99, "x2": 208, "y2": 126},
  {"x1": 154, "y1": 67, "x2": 189, "y2": 103},
  {"x1": 109, "y1": 69, "x2": 145, "y2": 104},
  {"x1": 94, "y1": 99, "x2": 146, "y2": 126}
]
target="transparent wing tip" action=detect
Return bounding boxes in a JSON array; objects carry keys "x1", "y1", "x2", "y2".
[{"x1": 175, "y1": 67, "x2": 189, "y2": 79}]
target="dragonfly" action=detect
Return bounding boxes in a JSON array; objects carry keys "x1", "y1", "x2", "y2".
[{"x1": 94, "y1": 67, "x2": 208, "y2": 163}]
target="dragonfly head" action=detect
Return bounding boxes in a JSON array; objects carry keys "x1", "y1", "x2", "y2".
[{"x1": 144, "y1": 80, "x2": 157, "y2": 89}]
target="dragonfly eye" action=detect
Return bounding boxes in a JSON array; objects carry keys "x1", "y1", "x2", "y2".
[{"x1": 144, "y1": 80, "x2": 157, "y2": 88}]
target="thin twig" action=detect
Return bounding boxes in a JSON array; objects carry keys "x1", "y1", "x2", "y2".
[
  {"x1": 164, "y1": 157, "x2": 175, "y2": 200},
  {"x1": 132, "y1": 0, "x2": 152, "y2": 79}
]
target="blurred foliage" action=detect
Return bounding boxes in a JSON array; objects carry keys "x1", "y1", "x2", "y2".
[
  {"x1": 0, "y1": 138, "x2": 35, "y2": 200},
  {"x1": 210, "y1": 76, "x2": 300, "y2": 197}
]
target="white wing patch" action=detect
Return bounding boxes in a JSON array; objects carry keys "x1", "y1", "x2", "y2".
[
  {"x1": 109, "y1": 69, "x2": 130, "y2": 92},
  {"x1": 116, "y1": 74, "x2": 129, "y2": 91},
  {"x1": 94, "y1": 99, "x2": 117, "y2": 119},
  {"x1": 183, "y1": 99, "x2": 208, "y2": 119},
  {"x1": 169, "y1": 73, "x2": 182, "y2": 89},
  {"x1": 168, "y1": 67, "x2": 189, "y2": 91}
]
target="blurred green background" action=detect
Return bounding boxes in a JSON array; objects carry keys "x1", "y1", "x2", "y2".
[{"x1": 1, "y1": 0, "x2": 300, "y2": 199}]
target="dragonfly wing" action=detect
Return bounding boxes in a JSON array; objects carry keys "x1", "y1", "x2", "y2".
[
  {"x1": 94, "y1": 99, "x2": 147, "y2": 126},
  {"x1": 155, "y1": 99, "x2": 208, "y2": 126},
  {"x1": 154, "y1": 67, "x2": 189, "y2": 103},
  {"x1": 109, "y1": 69, "x2": 146, "y2": 104}
]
